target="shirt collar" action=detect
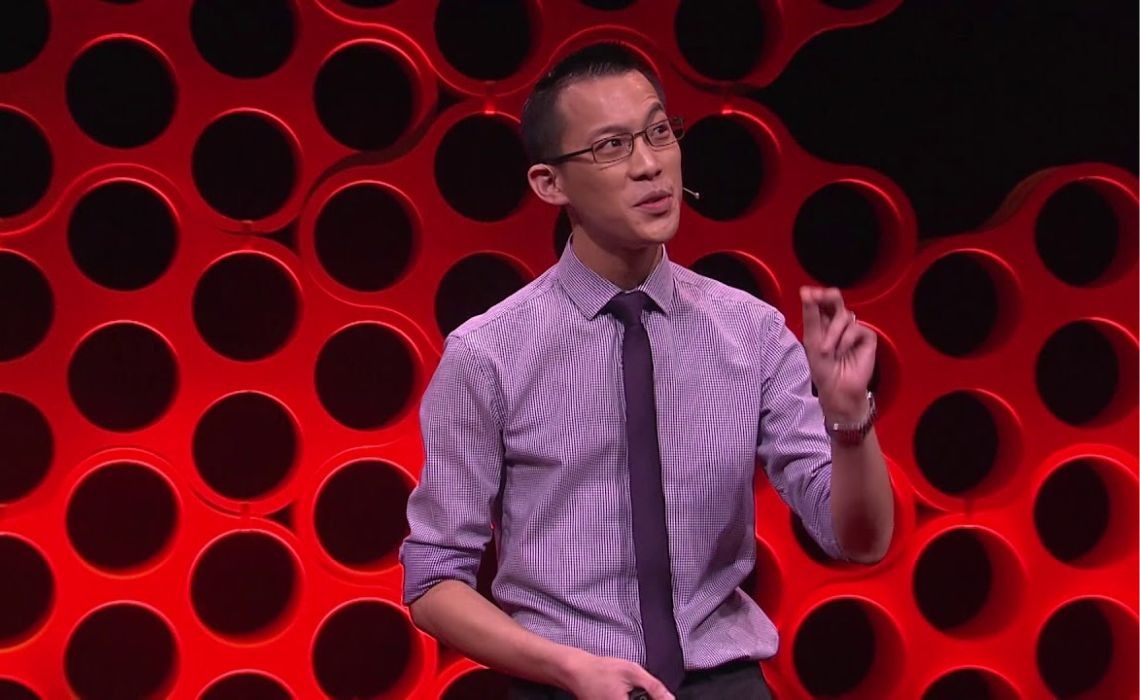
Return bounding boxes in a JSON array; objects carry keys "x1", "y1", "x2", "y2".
[{"x1": 556, "y1": 237, "x2": 675, "y2": 320}]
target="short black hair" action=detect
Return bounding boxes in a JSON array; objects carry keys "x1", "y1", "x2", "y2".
[{"x1": 520, "y1": 43, "x2": 666, "y2": 164}]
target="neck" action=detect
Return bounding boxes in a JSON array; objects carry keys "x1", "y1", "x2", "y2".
[{"x1": 570, "y1": 229, "x2": 662, "y2": 290}]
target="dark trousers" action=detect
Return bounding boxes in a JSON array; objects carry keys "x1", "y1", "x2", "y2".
[{"x1": 508, "y1": 659, "x2": 772, "y2": 700}]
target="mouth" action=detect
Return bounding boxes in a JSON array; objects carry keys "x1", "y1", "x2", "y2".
[{"x1": 634, "y1": 189, "x2": 674, "y2": 213}]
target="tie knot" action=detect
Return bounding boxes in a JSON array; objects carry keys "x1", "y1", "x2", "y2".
[{"x1": 604, "y1": 291, "x2": 652, "y2": 327}]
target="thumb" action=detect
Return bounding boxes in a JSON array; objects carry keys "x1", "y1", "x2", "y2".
[{"x1": 636, "y1": 671, "x2": 674, "y2": 700}]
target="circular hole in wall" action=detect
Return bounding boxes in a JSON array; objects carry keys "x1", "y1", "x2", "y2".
[
  {"x1": 315, "y1": 324, "x2": 416, "y2": 429},
  {"x1": 191, "y1": 0, "x2": 295, "y2": 79},
  {"x1": 65, "y1": 604, "x2": 176, "y2": 699},
  {"x1": 0, "y1": 252, "x2": 53, "y2": 361},
  {"x1": 312, "y1": 601, "x2": 416, "y2": 698},
  {"x1": 68, "y1": 324, "x2": 177, "y2": 431},
  {"x1": 314, "y1": 43, "x2": 415, "y2": 151},
  {"x1": 434, "y1": 0, "x2": 531, "y2": 80},
  {"x1": 435, "y1": 116, "x2": 528, "y2": 222},
  {"x1": 315, "y1": 183, "x2": 415, "y2": 291},
  {"x1": 191, "y1": 532, "x2": 297, "y2": 637},
  {"x1": 193, "y1": 253, "x2": 299, "y2": 361},
  {"x1": 68, "y1": 181, "x2": 177, "y2": 291},
  {"x1": 67, "y1": 462, "x2": 177, "y2": 570},
  {"x1": 0, "y1": 393, "x2": 53, "y2": 502},
  {"x1": 314, "y1": 460, "x2": 413, "y2": 570},
  {"x1": 193, "y1": 392, "x2": 297, "y2": 500},
  {"x1": 0, "y1": 536, "x2": 53, "y2": 644},
  {"x1": 675, "y1": 0, "x2": 765, "y2": 81},
  {"x1": 67, "y1": 38, "x2": 175, "y2": 148},
  {"x1": 192, "y1": 112, "x2": 296, "y2": 220}
]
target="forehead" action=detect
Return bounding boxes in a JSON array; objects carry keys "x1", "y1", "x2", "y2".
[{"x1": 556, "y1": 71, "x2": 662, "y2": 138}]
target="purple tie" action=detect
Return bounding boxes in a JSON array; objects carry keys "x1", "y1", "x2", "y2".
[{"x1": 604, "y1": 291, "x2": 685, "y2": 690}]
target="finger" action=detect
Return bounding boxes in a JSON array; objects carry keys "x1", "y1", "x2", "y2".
[
  {"x1": 800, "y1": 286, "x2": 824, "y2": 350},
  {"x1": 820, "y1": 308, "x2": 854, "y2": 357},
  {"x1": 834, "y1": 314, "x2": 866, "y2": 359},
  {"x1": 813, "y1": 287, "x2": 846, "y2": 325},
  {"x1": 633, "y1": 669, "x2": 674, "y2": 700}
]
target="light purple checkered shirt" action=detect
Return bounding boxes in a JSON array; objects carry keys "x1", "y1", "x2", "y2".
[{"x1": 401, "y1": 241, "x2": 844, "y2": 671}]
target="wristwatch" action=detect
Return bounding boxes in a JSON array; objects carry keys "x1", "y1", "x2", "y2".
[{"x1": 825, "y1": 391, "x2": 877, "y2": 446}]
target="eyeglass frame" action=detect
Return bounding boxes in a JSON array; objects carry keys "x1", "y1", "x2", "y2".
[{"x1": 540, "y1": 115, "x2": 685, "y2": 165}]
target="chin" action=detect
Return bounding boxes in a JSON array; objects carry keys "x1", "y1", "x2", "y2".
[{"x1": 641, "y1": 211, "x2": 680, "y2": 243}]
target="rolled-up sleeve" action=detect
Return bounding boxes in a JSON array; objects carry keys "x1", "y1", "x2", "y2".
[
  {"x1": 400, "y1": 333, "x2": 505, "y2": 605},
  {"x1": 755, "y1": 311, "x2": 845, "y2": 560}
]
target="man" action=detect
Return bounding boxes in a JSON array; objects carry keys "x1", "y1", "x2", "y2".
[{"x1": 401, "y1": 44, "x2": 894, "y2": 700}]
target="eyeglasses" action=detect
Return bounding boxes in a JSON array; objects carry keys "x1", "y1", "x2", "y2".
[{"x1": 542, "y1": 116, "x2": 685, "y2": 165}]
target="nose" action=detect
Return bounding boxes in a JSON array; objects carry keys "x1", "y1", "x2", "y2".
[{"x1": 627, "y1": 133, "x2": 663, "y2": 179}]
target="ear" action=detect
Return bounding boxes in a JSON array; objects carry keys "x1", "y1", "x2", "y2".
[{"x1": 527, "y1": 163, "x2": 570, "y2": 206}]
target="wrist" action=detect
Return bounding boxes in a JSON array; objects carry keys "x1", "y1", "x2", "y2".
[
  {"x1": 824, "y1": 391, "x2": 877, "y2": 446},
  {"x1": 547, "y1": 645, "x2": 590, "y2": 689},
  {"x1": 820, "y1": 389, "x2": 871, "y2": 424}
]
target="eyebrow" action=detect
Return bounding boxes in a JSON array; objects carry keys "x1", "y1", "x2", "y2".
[{"x1": 584, "y1": 101, "x2": 667, "y2": 142}]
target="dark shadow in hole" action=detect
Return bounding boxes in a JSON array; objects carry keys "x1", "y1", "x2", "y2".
[
  {"x1": 191, "y1": 0, "x2": 294, "y2": 79},
  {"x1": 193, "y1": 254, "x2": 299, "y2": 361},
  {"x1": 67, "y1": 462, "x2": 176, "y2": 570},
  {"x1": 793, "y1": 599, "x2": 875, "y2": 696},
  {"x1": 1034, "y1": 459, "x2": 1110, "y2": 563},
  {"x1": 0, "y1": 393, "x2": 53, "y2": 502},
  {"x1": 68, "y1": 324, "x2": 177, "y2": 431},
  {"x1": 66, "y1": 39, "x2": 175, "y2": 148},
  {"x1": 69, "y1": 181, "x2": 177, "y2": 291},
  {"x1": 192, "y1": 112, "x2": 296, "y2": 220},
  {"x1": 1037, "y1": 600, "x2": 1113, "y2": 697},
  {"x1": 315, "y1": 324, "x2": 415, "y2": 429},
  {"x1": 793, "y1": 184, "x2": 879, "y2": 288},
  {"x1": 675, "y1": 0, "x2": 765, "y2": 81},
  {"x1": 435, "y1": 116, "x2": 528, "y2": 222},
  {"x1": 315, "y1": 184, "x2": 414, "y2": 291},
  {"x1": 65, "y1": 604, "x2": 175, "y2": 700},
  {"x1": 0, "y1": 252, "x2": 53, "y2": 360},
  {"x1": 315, "y1": 460, "x2": 412, "y2": 568},
  {"x1": 912, "y1": 529, "x2": 992, "y2": 630},
  {"x1": 314, "y1": 44, "x2": 415, "y2": 151},
  {"x1": 913, "y1": 392, "x2": 998, "y2": 495},
  {"x1": 912, "y1": 254, "x2": 997, "y2": 357},
  {"x1": 312, "y1": 601, "x2": 412, "y2": 698},
  {"x1": 193, "y1": 392, "x2": 297, "y2": 500},
  {"x1": 0, "y1": 0, "x2": 49, "y2": 72},
  {"x1": 434, "y1": 0, "x2": 531, "y2": 80},
  {"x1": 1035, "y1": 322, "x2": 1119, "y2": 425},
  {"x1": 0, "y1": 110, "x2": 52, "y2": 216},
  {"x1": 191, "y1": 532, "x2": 296, "y2": 637},
  {"x1": 0, "y1": 536, "x2": 53, "y2": 643}
]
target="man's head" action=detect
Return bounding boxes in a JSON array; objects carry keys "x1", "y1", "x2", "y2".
[{"x1": 522, "y1": 44, "x2": 683, "y2": 258}]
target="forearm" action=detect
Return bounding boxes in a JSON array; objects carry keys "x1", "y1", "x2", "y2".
[
  {"x1": 409, "y1": 579, "x2": 585, "y2": 687},
  {"x1": 828, "y1": 429, "x2": 894, "y2": 563}
]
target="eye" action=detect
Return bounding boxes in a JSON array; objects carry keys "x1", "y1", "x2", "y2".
[{"x1": 595, "y1": 136, "x2": 628, "y2": 155}]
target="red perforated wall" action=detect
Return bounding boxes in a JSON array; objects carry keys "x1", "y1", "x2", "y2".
[{"x1": 0, "y1": 1, "x2": 1135, "y2": 698}]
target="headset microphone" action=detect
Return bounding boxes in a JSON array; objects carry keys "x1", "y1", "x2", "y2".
[{"x1": 682, "y1": 187, "x2": 701, "y2": 200}]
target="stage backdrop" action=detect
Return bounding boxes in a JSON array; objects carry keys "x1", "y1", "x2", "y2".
[{"x1": 0, "y1": 0, "x2": 1136, "y2": 698}]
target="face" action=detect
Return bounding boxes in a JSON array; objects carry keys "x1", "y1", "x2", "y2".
[{"x1": 539, "y1": 71, "x2": 683, "y2": 254}]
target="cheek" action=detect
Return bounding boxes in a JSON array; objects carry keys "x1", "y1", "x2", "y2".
[{"x1": 575, "y1": 174, "x2": 627, "y2": 214}]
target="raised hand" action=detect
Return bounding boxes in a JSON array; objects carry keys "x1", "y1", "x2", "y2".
[{"x1": 800, "y1": 286, "x2": 876, "y2": 423}]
